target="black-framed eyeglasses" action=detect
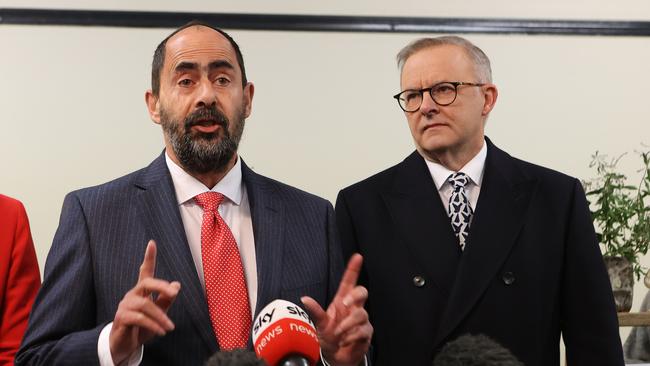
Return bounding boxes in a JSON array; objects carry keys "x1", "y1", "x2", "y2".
[{"x1": 393, "y1": 81, "x2": 485, "y2": 112}]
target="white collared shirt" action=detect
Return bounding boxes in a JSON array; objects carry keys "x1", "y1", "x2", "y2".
[
  {"x1": 424, "y1": 141, "x2": 488, "y2": 213},
  {"x1": 98, "y1": 153, "x2": 257, "y2": 366},
  {"x1": 165, "y1": 153, "x2": 258, "y2": 313}
]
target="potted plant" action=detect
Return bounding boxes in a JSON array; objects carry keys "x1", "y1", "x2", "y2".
[{"x1": 583, "y1": 150, "x2": 650, "y2": 312}]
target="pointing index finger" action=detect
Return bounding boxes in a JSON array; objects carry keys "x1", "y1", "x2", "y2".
[
  {"x1": 335, "y1": 253, "x2": 363, "y2": 299},
  {"x1": 138, "y1": 240, "x2": 157, "y2": 282}
]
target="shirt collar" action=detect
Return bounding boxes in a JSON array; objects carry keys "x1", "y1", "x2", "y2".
[
  {"x1": 425, "y1": 140, "x2": 487, "y2": 191},
  {"x1": 165, "y1": 152, "x2": 243, "y2": 206}
]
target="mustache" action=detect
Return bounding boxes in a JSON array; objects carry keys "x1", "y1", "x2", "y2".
[{"x1": 184, "y1": 106, "x2": 229, "y2": 130}]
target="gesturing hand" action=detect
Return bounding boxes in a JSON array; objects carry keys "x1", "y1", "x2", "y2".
[
  {"x1": 301, "y1": 254, "x2": 373, "y2": 366},
  {"x1": 109, "y1": 240, "x2": 181, "y2": 364}
]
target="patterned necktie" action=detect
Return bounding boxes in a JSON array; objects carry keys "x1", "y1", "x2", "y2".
[
  {"x1": 447, "y1": 172, "x2": 474, "y2": 250},
  {"x1": 194, "y1": 192, "x2": 251, "y2": 350}
]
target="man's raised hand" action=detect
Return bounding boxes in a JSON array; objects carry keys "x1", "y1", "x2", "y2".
[
  {"x1": 301, "y1": 254, "x2": 372, "y2": 366},
  {"x1": 109, "y1": 240, "x2": 181, "y2": 364}
]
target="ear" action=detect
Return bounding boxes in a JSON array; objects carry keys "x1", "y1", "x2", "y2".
[
  {"x1": 242, "y1": 82, "x2": 255, "y2": 118},
  {"x1": 481, "y1": 84, "x2": 498, "y2": 116},
  {"x1": 145, "y1": 90, "x2": 161, "y2": 124}
]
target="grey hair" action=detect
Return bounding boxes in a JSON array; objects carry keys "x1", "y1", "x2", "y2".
[{"x1": 396, "y1": 36, "x2": 492, "y2": 83}]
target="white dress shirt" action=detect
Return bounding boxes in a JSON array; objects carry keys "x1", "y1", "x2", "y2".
[
  {"x1": 98, "y1": 153, "x2": 257, "y2": 366},
  {"x1": 166, "y1": 153, "x2": 258, "y2": 311},
  {"x1": 424, "y1": 141, "x2": 488, "y2": 213}
]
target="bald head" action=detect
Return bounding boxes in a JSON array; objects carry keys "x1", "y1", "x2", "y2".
[{"x1": 151, "y1": 21, "x2": 247, "y2": 96}]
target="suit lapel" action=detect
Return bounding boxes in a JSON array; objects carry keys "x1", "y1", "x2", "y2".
[
  {"x1": 241, "y1": 161, "x2": 286, "y2": 317},
  {"x1": 382, "y1": 152, "x2": 461, "y2": 296},
  {"x1": 134, "y1": 153, "x2": 217, "y2": 352},
  {"x1": 434, "y1": 139, "x2": 537, "y2": 347}
]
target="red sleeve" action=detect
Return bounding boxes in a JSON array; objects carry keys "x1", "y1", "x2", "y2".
[{"x1": 0, "y1": 195, "x2": 41, "y2": 365}]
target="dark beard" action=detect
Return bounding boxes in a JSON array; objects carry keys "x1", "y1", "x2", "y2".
[{"x1": 161, "y1": 105, "x2": 245, "y2": 175}]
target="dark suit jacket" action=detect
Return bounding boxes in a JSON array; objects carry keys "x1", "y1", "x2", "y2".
[
  {"x1": 0, "y1": 195, "x2": 41, "y2": 365},
  {"x1": 335, "y1": 138, "x2": 623, "y2": 366},
  {"x1": 16, "y1": 154, "x2": 343, "y2": 366}
]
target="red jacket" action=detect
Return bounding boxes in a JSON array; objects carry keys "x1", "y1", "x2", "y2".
[{"x1": 0, "y1": 195, "x2": 40, "y2": 365}]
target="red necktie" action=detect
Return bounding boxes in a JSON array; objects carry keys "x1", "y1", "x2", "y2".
[{"x1": 194, "y1": 192, "x2": 251, "y2": 349}]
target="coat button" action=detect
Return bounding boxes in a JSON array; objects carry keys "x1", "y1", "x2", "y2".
[
  {"x1": 502, "y1": 271, "x2": 515, "y2": 285},
  {"x1": 413, "y1": 276, "x2": 426, "y2": 287}
]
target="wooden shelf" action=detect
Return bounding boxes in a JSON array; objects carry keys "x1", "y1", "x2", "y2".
[{"x1": 618, "y1": 312, "x2": 650, "y2": 326}]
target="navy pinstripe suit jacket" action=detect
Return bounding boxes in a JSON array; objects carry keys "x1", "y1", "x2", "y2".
[{"x1": 17, "y1": 153, "x2": 343, "y2": 365}]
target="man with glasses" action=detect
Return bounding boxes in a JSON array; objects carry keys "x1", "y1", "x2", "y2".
[{"x1": 335, "y1": 36, "x2": 623, "y2": 366}]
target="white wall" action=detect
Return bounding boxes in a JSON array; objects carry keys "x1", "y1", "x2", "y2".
[
  {"x1": 2, "y1": 0, "x2": 650, "y2": 360},
  {"x1": 3, "y1": 0, "x2": 650, "y2": 19}
]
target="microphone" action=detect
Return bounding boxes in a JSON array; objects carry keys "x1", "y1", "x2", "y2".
[
  {"x1": 433, "y1": 334, "x2": 523, "y2": 366},
  {"x1": 251, "y1": 299, "x2": 320, "y2": 366}
]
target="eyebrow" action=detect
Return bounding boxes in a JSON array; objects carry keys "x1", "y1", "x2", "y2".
[
  {"x1": 208, "y1": 60, "x2": 234, "y2": 72},
  {"x1": 173, "y1": 60, "x2": 235, "y2": 74}
]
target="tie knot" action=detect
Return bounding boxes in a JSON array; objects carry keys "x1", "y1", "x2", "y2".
[
  {"x1": 449, "y1": 172, "x2": 471, "y2": 190},
  {"x1": 194, "y1": 191, "x2": 225, "y2": 212}
]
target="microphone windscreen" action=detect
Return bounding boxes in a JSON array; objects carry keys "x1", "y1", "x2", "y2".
[{"x1": 252, "y1": 299, "x2": 320, "y2": 366}]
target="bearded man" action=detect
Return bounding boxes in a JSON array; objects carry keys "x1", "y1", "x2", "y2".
[{"x1": 17, "y1": 22, "x2": 371, "y2": 366}]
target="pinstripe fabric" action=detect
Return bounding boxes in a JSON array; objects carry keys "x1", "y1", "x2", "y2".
[{"x1": 16, "y1": 153, "x2": 343, "y2": 366}]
